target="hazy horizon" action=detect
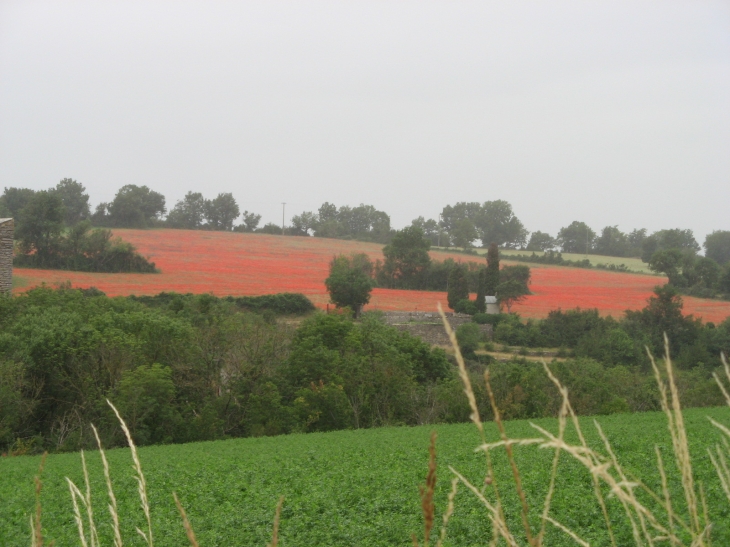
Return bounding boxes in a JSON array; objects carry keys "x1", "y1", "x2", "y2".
[{"x1": 1, "y1": 1, "x2": 728, "y2": 244}]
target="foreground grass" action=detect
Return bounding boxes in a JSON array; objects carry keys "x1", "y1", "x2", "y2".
[{"x1": 2, "y1": 407, "x2": 730, "y2": 546}]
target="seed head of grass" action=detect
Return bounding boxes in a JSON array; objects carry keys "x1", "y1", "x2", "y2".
[{"x1": 107, "y1": 399, "x2": 153, "y2": 547}]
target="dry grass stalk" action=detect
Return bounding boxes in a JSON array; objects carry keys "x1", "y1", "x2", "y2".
[
  {"x1": 541, "y1": 363, "x2": 617, "y2": 547},
  {"x1": 711, "y1": 353, "x2": 730, "y2": 406},
  {"x1": 447, "y1": 466, "x2": 518, "y2": 546},
  {"x1": 437, "y1": 304, "x2": 511, "y2": 540},
  {"x1": 445, "y1": 312, "x2": 719, "y2": 547},
  {"x1": 536, "y1": 391, "x2": 568, "y2": 547},
  {"x1": 64, "y1": 450, "x2": 101, "y2": 547},
  {"x1": 107, "y1": 399, "x2": 154, "y2": 547},
  {"x1": 80, "y1": 450, "x2": 100, "y2": 547},
  {"x1": 648, "y1": 337, "x2": 703, "y2": 542},
  {"x1": 594, "y1": 421, "x2": 651, "y2": 545},
  {"x1": 67, "y1": 478, "x2": 89, "y2": 547},
  {"x1": 655, "y1": 445, "x2": 678, "y2": 546},
  {"x1": 435, "y1": 478, "x2": 458, "y2": 547},
  {"x1": 530, "y1": 421, "x2": 671, "y2": 542},
  {"x1": 266, "y1": 496, "x2": 285, "y2": 547},
  {"x1": 710, "y1": 353, "x2": 730, "y2": 506},
  {"x1": 708, "y1": 436, "x2": 730, "y2": 503},
  {"x1": 91, "y1": 424, "x2": 122, "y2": 547},
  {"x1": 173, "y1": 493, "x2": 200, "y2": 547},
  {"x1": 484, "y1": 369, "x2": 535, "y2": 546},
  {"x1": 536, "y1": 340, "x2": 717, "y2": 546},
  {"x1": 413, "y1": 431, "x2": 437, "y2": 547},
  {"x1": 437, "y1": 303, "x2": 483, "y2": 435},
  {"x1": 30, "y1": 452, "x2": 48, "y2": 547},
  {"x1": 544, "y1": 516, "x2": 590, "y2": 547}
]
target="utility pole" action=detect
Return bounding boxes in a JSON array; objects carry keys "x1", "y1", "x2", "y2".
[{"x1": 282, "y1": 202, "x2": 286, "y2": 234}]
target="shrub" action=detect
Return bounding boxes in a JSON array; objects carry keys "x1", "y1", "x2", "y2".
[
  {"x1": 232, "y1": 293, "x2": 316, "y2": 315},
  {"x1": 456, "y1": 323, "x2": 481, "y2": 360},
  {"x1": 454, "y1": 298, "x2": 478, "y2": 315}
]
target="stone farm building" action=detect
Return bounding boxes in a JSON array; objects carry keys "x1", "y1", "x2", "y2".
[
  {"x1": 383, "y1": 311, "x2": 492, "y2": 346},
  {"x1": 0, "y1": 218, "x2": 12, "y2": 294}
]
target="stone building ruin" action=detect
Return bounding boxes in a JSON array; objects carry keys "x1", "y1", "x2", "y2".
[
  {"x1": 0, "y1": 218, "x2": 13, "y2": 294},
  {"x1": 383, "y1": 311, "x2": 492, "y2": 346}
]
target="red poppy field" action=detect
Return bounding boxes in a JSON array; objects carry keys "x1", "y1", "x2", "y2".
[{"x1": 12, "y1": 229, "x2": 730, "y2": 322}]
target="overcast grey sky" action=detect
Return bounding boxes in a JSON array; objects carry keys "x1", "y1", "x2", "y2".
[{"x1": 1, "y1": 1, "x2": 728, "y2": 243}]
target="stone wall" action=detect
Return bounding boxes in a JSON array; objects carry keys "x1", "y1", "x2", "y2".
[
  {"x1": 383, "y1": 311, "x2": 492, "y2": 346},
  {"x1": 0, "y1": 219, "x2": 12, "y2": 294},
  {"x1": 383, "y1": 311, "x2": 474, "y2": 327}
]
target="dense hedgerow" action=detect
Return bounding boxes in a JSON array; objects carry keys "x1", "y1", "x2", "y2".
[
  {"x1": 488, "y1": 285, "x2": 730, "y2": 370},
  {"x1": 129, "y1": 291, "x2": 316, "y2": 315},
  {"x1": 2, "y1": 285, "x2": 730, "y2": 455}
]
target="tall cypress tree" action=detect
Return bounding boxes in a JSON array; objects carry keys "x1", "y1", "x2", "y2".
[
  {"x1": 475, "y1": 268, "x2": 487, "y2": 313},
  {"x1": 485, "y1": 243, "x2": 500, "y2": 295},
  {"x1": 447, "y1": 265, "x2": 469, "y2": 310}
]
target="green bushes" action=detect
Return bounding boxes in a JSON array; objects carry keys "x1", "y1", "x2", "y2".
[
  {"x1": 130, "y1": 292, "x2": 316, "y2": 315},
  {"x1": 0, "y1": 288, "x2": 451, "y2": 452},
  {"x1": 230, "y1": 293, "x2": 316, "y2": 315},
  {"x1": 489, "y1": 289, "x2": 730, "y2": 371},
  {"x1": 115, "y1": 364, "x2": 179, "y2": 445},
  {"x1": 1, "y1": 285, "x2": 728, "y2": 455},
  {"x1": 455, "y1": 323, "x2": 481, "y2": 359}
]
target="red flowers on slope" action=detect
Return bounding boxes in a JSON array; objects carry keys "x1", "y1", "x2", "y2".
[{"x1": 13, "y1": 229, "x2": 730, "y2": 322}]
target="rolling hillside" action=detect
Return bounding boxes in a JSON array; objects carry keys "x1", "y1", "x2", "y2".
[{"x1": 12, "y1": 229, "x2": 730, "y2": 322}]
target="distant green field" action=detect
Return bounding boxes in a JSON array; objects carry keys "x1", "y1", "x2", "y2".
[
  {"x1": 2, "y1": 408, "x2": 729, "y2": 546},
  {"x1": 10, "y1": 274, "x2": 27, "y2": 290},
  {"x1": 434, "y1": 247, "x2": 657, "y2": 274},
  {"x1": 500, "y1": 249, "x2": 656, "y2": 273}
]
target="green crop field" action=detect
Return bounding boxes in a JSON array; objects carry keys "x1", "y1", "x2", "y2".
[
  {"x1": 10, "y1": 275, "x2": 27, "y2": 290},
  {"x1": 2, "y1": 408, "x2": 730, "y2": 546},
  {"x1": 500, "y1": 249, "x2": 656, "y2": 274},
  {"x1": 433, "y1": 247, "x2": 657, "y2": 274}
]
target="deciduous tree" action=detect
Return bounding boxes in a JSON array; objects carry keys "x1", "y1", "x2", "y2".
[
  {"x1": 0, "y1": 187, "x2": 36, "y2": 219},
  {"x1": 54, "y1": 178, "x2": 90, "y2": 226},
  {"x1": 594, "y1": 226, "x2": 629, "y2": 257},
  {"x1": 641, "y1": 228, "x2": 700, "y2": 262},
  {"x1": 205, "y1": 192, "x2": 240, "y2": 231},
  {"x1": 410, "y1": 216, "x2": 441, "y2": 246},
  {"x1": 557, "y1": 221, "x2": 596, "y2": 254},
  {"x1": 496, "y1": 279, "x2": 530, "y2": 313},
  {"x1": 239, "y1": 210, "x2": 262, "y2": 232},
  {"x1": 167, "y1": 192, "x2": 207, "y2": 229},
  {"x1": 704, "y1": 230, "x2": 730, "y2": 266},
  {"x1": 526, "y1": 231, "x2": 556, "y2": 252},
  {"x1": 475, "y1": 200, "x2": 528, "y2": 248},
  {"x1": 16, "y1": 190, "x2": 64, "y2": 265},
  {"x1": 325, "y1": 253, "x2": 375, "y2": 317},
  {"x1": 380, "y1": 226, "x2": 431, "y2": 289},
  {"x1": 439, "y1": 200, "x2": 527, "y2": 248},
  {"x1": 107, "y1": 185, "x2": 166, "y2": 228}
]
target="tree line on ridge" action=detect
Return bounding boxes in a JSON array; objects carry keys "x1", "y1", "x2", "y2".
[{"x1": 2, "y1": 180, "x2": 729, "y2": 296}]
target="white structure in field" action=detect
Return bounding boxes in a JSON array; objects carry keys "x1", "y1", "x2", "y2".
[
  {"x1": 485, "y1": 295, "x2": 499, "y2": 314},
  {"x1": 0, "y1": 218, "x2": 12, "y2": 294}
]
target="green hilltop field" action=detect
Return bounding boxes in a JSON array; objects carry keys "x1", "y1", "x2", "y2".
[
  {"x1": 433, "y1": 247, "x2": 658, "y2": 274},
  {"x1": 2, "y1": 407, "x2": 730, "y2": 546}
]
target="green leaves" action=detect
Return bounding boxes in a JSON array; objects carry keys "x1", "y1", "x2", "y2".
[{"x1": 325, "y1": 254, "x2": 375, "y2": 316}]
